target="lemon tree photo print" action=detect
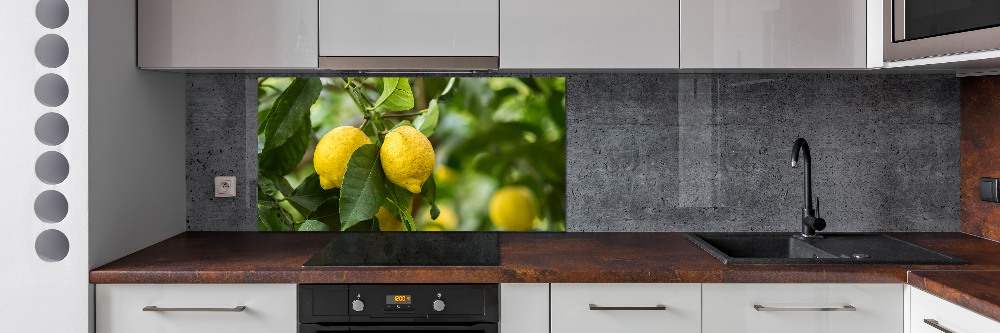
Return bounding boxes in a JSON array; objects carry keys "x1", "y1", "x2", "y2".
[{"x1": 256, "y1": 77, "x2": 566, "y2": 232}]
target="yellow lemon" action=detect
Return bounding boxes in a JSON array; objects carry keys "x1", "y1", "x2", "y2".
[
  {"x1": 375, "y1": 206, "x2": 403, "y2": 231},
  {"x1": 380, "y1": 126, "x2": 434, "y2": 193},
  {"x1": 420, "y1": 205, "x2": 458, "y2": 231},
  {"x1": 488, "y1": 186, "x2": 537, "y2": 231},
  {"x1": 314, "y1": 126, "x2": 371, "y2": 190}
]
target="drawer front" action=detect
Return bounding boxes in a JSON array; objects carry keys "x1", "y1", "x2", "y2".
[
  {"x1": 319, "y1": 0, "x2": 499, "y2": 57},
  {"x1": 702, "y1": 283, "x2": 903, "y2": 333},
  {"x1": 550, "y1": 283, "x2": 701, "y2": 333},
  {"x1": 96, "y1": 284, "x2": 296, "y2": 333},
  {"x1": 911, "y1": 288, "x2": 1000, "y2": 333}
]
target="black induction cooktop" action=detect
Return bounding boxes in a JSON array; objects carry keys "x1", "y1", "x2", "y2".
[{"x1": 303, "y1": 232, "x2": 500, "y2": 266}]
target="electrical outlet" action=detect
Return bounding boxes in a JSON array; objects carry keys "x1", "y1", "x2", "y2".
[{"x1": 215, "y1": 176, "x2": 236, "y2": 197}]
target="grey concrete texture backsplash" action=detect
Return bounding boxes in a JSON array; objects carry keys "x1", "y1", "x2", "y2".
[{"x1": 186, "y1": 73, "x2": 960, "y2": 232}]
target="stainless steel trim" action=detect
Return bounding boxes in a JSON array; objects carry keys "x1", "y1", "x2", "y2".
[
  {"x1": 884, "y1": 0, "x2": 1000, "y2": 62},
  {"x1": 924, "y1": 319, "x2": 955, "y2": 333},
  {"x1": 142, "y1": 306, "x2": 247, "y2": 312},
  {"x1": 318, "y1": 57, "x2": 499, "y2": 71},
  {"x1": 753, "y1": 305, "x2": 856, "y2": 312},
  {"x1": 588, "y1": 304, "x2": 667, "y2": 311}
]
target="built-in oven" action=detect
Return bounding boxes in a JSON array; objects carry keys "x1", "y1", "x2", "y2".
[
  {"x1": 299, "y1": 284, "x2": 498, "y2": 333},
  {"x1": 884, "y1": 0, "x2": 1000, "y2": 61}
]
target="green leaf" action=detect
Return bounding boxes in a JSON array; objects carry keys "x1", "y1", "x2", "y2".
[
  {"x1": 383, "y1": 182, "x2": 413, "y2": 222},
  {"x1": 370, "y1": 78, "x2": 414, "y2": 112},
  {"x1": 258, "y1": 169, "x2": 293, "y2": 200},
  {"x1": 287, "y1": 173, "x2": 338, "y2": 215},
  {"x1": 390, "y1": 120, "x2": 414, "y2": 131},
  {"x1": 420, "y1": 173, "x2": 439, "y2": 219},
  {"x1": 299, "y1": 219, "x2": 332, "y2": 231},
  {"x1": 345, "y1": 219, "x2": 377, "y2": 231},
  {"x1": 258, "y1": 202, "x2": 293, "y2": 231},
  {"x1": 259, "y1": 120, "x2": 310, "y2": 175},
  {"x1": 261, "y1": 78, "x2": 322, "y2": 152},
  {"x1": 412, "y1": 99, "x2": 439, "y2": 137},
  {"x1": 338, "y1": 144, "x2": 385, "y2": 230},
  {"x1": 309, "y1": 197, "x2": 341, "y2": 230}
]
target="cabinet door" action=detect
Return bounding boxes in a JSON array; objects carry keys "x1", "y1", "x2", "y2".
[
  {"x1": 319, "y1": 0, "x2": 499, "y2": 57},
  {"x1": 550, "y1": 283, "x2": 700, "y2": 333},
  {"x1": 702, "y1": 283, "x2": 903, "y2": 333},
  {"x1": 501, "y1": 0, "x2": 680, "y2": 69},
  {"x1": 681, "y1": 0, "x2": 868, "y2": 68},
  {"x1": 138, "y1": 0, "x2": 318, "y2": 69},
  {"x1": 911, "y1": 287, "x2": 1000, "y2": 333},
  {"x1": 96, "y1": 284, "x2": 297, "y2": 333},
  {"x1": 500, "y1": 284, "x2": 549, "y2": 333}
]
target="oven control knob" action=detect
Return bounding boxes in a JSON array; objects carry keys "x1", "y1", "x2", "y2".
[
  {"x1": 432, "y1": 299, "x2": 446, "y2": 312},
  {"x1": 352, "y1": 299, "x2": 365, "y2": 312}
]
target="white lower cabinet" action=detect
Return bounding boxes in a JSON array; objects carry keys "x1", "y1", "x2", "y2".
[
  {"x1": 95, "y1": 284, "x2": 297, "y2": 333},
  {"x1": 702, "y1": 283, "x2": 903, "y2": 333},
  {"x1": 500, "y1": 284, "x2": 549, "y2": 333},
  {"x1": 910, "y1": 287, "x2": 1000, "y2": 333},
  {"x1": 550, "y1": 283, "x2": 702, "y2": 333}
]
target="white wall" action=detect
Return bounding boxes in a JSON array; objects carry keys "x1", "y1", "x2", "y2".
[
  {"x1": 0, "y1": 0, "x2": 186, "y2": 331},
  {"x1": 88, "y1": 0, "x2": 186, "y2": 270}
]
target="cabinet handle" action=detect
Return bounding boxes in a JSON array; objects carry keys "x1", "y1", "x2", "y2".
[
  {"x1": 143, "y1": 306, "x2": 247, "y2": 312},
  {"x1": 589, "y1": 304, "x2": 667, "y2": 311},
  {"x1": 924, "y1": 319, "x2": 955, "y2": 333},
  {"x1": 753, "y1": 305, "x2": 856, "y2": 312}
]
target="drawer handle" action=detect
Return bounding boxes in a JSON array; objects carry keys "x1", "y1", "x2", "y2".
[
  {"x1": 924, "y1": 319, "x2": 955, "y2": 333},
  {"x1": 589, "y1": 304, "x2": 667, "y2": 311},
  {"x1": 753, "y1": 305, "x2": 856, "y2": 312},
  {"x1": 143, "y1": 306, "x2": 247, "y2": 312}
]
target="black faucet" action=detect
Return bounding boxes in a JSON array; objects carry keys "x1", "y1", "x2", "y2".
[{"x1": 791, "y1": 138, "x2": 825, "y2": 237}]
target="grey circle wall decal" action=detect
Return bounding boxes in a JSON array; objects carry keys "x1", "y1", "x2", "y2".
[
  {"x1": 35, "y1": 34, "x2": 69, "y2": 68},
  {"x1": 34, "y1": 73, "x2": 69, "y2": 107},
  {"x1": 34, "y1": 190, "x2": 68, "y2": 223},
  {"x1": 35, "y1": 112, "x2": 69, "y2": 146},
  {"x1": 35, "y1": 229, "x2": 69, "y2": 262},
  {"x1": 35, "y1": 151, "x2": 69, "y2": 185},
  {"x1": 36, "y1": 0, "x2": 69, "y2": 29}
]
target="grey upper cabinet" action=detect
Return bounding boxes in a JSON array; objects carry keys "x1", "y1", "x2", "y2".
[
  {"x1": 500, "y1": 0, "x2": 680, "y2": 69},
  {"x1": 138, "y1": 0, "x2": 317, "y2": 69},
  {"x1": 681, "y1": 0, "x2": 877, "y2": 69}
]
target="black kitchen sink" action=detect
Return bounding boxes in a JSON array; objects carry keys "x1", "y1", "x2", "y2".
[{"x1": 686, "y1": 233, "x2": 966, "y2": 265}]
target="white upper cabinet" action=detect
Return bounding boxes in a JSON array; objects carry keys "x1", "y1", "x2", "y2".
[
  {"x1": 137, "y1": 0, "x2": 318, "y2": 69},
  {"x1": 319, "y1": 0, "x2": 499, "y2": 57},
  {"x1": 500, "y1": 0, "x2": 680, "y2": 69},
  {"x1": 681, "y1": 0, "x2": 875, "y2": 68}
]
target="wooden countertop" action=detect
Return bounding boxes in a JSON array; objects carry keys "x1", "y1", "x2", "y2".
[
  {"x1": 90, "y1": 232, "x2": 1000, "y2": 322},
  {"x1": 908, "y1": 270, "x2": 1000, "y2": 323},
  {"x1": 91, "y1": 231, "x2": 1000, "y2": 284}
]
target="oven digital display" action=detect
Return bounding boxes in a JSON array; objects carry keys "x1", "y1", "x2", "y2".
[{"x1": 386, "y1": 295, "x2": 412, "y2": 304}]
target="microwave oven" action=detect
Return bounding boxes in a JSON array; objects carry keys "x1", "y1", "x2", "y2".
[{"x1": 884, "y1": 0, "x2": 1000, "y2": 62}]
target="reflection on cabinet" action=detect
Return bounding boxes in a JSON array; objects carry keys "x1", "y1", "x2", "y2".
[
  {"x1": 137, "y1": 0, "x2": 318, "y2": 69},
  {"x1": 500, "y1": 0, "x2": 680, "y2": 69},
  {"x1": 319, "y1": 0, "x2": 499, "y2": 57},
  {"x1": 551, "y1": 283, "x2": 701, "y2": 333},
  {"x1": 702, "y1": 283, "x2": 903, "y2": 333},
  {"x1": 910, "y1": 287, "x2": 1000, "y2": 333},
  {"x1": 96, "y1": 284, "x2": 297, "y2": 333},
  {"x1": 681, "y1": 0, "x2": 872, "y2": 68}
]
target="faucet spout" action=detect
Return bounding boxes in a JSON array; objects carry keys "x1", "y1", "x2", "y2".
[{"x1": 791, "y1": 138, "x2": 825, "y2": 237}]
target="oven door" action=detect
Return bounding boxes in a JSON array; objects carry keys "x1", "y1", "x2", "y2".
[
  {"x1": 885, "y1": 0, "x2": 1000, "y2": 61},
  {"x1": 300, "y1": 323, "x2": 498, "y2": 333}
]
